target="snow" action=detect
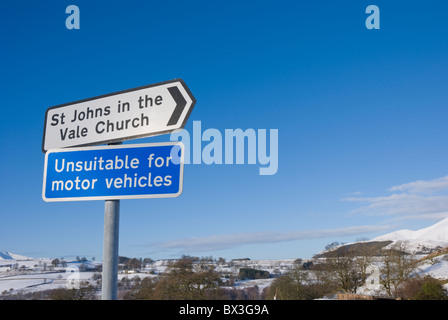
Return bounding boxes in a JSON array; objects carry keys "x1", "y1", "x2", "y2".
[
  {"x1": 419, "y1": 255, "x2": 448, "y2": 280},
  {"x1": 0, "y1": 272, "x2": 93, "y2": 293},
  {"x1": 1, "y1": 218, "x2": 448, "y2": 298},
  {"x1": 1, "y1": 251, "x2": 447, "y2": 298},
  {"x1": 370, "y1": 218, "x2": 448, "y2": 256},
  {"x1": 373, "y1": 217, "x2": 448, "y2": 243},
  {"x1": 0, "y1": 251, "x2": 34, "y2": 261}
]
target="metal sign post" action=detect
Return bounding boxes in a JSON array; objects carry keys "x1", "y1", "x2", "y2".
[
  {"x1": 102, "y1": 142, "x2": 121, "y2": 300},
  {"x1": 102, "y1": 198, "x2": 120, "y2": 300}
]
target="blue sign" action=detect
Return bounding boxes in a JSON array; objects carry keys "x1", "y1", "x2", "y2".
[{"x1": 42, "y1": 142, "x2": 184, "y2": 201}]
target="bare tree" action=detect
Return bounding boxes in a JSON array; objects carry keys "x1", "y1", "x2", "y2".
[
  {"x1": 266, "y1": 264, "x2": 335, "y2": 300},
  {"x1": 325, "y1": 250, "x2": 363, "y2": 294},
  {"x1": 379, "y1": 242, "x2": 421, "y2": 296},
  {"x1": 151, "y1": 257, "x2": 222, "y2": 300},
  {"x1": 354, "y1": 243, "x2": 375, "y2": 283}
]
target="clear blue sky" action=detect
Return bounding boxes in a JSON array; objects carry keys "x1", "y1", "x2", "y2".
[{"x1": 1, "y1": 1, "x2": 448, "y2": 261}]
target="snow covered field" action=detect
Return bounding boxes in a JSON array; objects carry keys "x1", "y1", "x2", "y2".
[
  {"x1": 2, "y1": 218, "x2": 448, "y2": 298},
  {"x1": 0, "y1": 255, "x2": 291, "y2": 296},
  {"x1": 1, "y1": 252, "x2": 447, "y2": 298}
]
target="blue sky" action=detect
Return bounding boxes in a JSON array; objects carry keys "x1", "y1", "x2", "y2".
[{"x1": 1, "y1": 1, "x2": 448, "y2": 261}]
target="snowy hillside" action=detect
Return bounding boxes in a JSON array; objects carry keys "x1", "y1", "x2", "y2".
[
  {"x1": 372, "y1": 218, "x2": 448, "y2": 254},
  {"x1": 374, "y1": 218, "x2": 448, "y2": 242},
  {"x1": 0, "y1": 253, "x2": 101, "y2": 297},
  {"x1": 0, "y1": 251, "x2": 34, "y2": 261}
]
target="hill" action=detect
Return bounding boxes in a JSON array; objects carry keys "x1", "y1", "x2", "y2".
[
  {"x1": 0, "y1": 251, "x2": 33, "y2": 261},
  {"x1": 372, "y1": 217, "x2": 448, "y2": 255},
  {"x1": 373, "y1": 217, "x2": 448, "y2": 242},
  {"x1": 316, "y1": 218, "x2": 448, "y2": 258},
  {"x1": 314, "y1": 241, "x2": 393, "y2": 258}
]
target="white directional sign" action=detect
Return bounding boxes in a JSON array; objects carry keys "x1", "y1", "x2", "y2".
[{"x1": 42, "y1": 79, "x2": 196, "y2": 152}]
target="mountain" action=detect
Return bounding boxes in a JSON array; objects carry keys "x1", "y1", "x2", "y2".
[
  {"x1": 316, "y1": 218, "x2": 448, "y2": 257},
  {"x1": 0, "y1": 251, "x2": 33, "y2": 261},
  {"x1": 373, "y1": 217, "x2": 448, "y2": 242},
  {"x1": 371, "y1": 218, "x2": 448, "y2": 254}
]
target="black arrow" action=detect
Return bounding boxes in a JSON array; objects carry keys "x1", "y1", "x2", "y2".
[{"x1": 166, "y1": 86, "x2": 187, "y2": 126}]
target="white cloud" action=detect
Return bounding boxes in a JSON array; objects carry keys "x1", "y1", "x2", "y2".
[
  {"x1": 342, "y1": 174, "x2": 448, "y2": 221},
  {"x1": 157, "y1": 225, "x2": 392, "y2": 253},
  {"x1": 389, "y1": 175, "x2": 448, "y2": 194}
]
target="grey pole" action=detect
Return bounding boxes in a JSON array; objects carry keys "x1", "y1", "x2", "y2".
[
  {"x1": 101, "y1": 142, "x2": 121, "y2": 300},
  {"x1": 102, "y1": 199, "x2": 120, "y2": 300}
]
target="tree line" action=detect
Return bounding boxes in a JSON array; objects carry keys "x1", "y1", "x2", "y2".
[
  {"x1": 266, "y1": 242, "x2": 448, "y2": 300},
  {"x1": 2, "y1": 243, "x2": 447, "y2": 300}
]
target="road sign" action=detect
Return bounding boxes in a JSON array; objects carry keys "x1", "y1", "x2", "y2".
[
  {"x1": 42, "y1": 142, "x2": 184, "y2": 202},
  {"x1": 42, "y1": 79, "x2": 196, "y2": 152}
]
